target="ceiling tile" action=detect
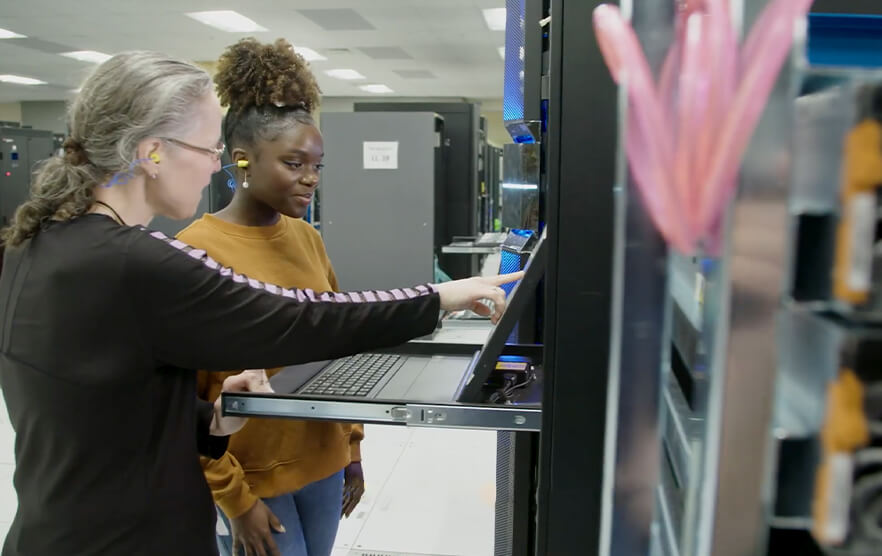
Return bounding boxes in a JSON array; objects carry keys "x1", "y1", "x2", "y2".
[
  {"x1": 0, "y1": 0, "x2": 508, "y2": 102},
  {"x1": 298, "y1": 9, "x2": 375, "y2": 31},
  {"x1": 394, "y1": 69, "x2": 436, "y2": 79},
  {"x1": 6, "y1": 37, "x2": 73, "y2": 54},
  {"x1": 360, "y1": 47, "x2": 411, "y2": 60}
]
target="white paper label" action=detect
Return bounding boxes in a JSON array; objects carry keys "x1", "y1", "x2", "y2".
[
  {"x1": 694, "y1": 272, "x2": 705, "y2": 305},
  {"x1": 363, "y1": 141, "x2": 399, "y2": 169},
  {"x1": 847, "y1": 192, "x2": 876, "y2": 292},
  {"x1": 822, "y1": 453, "x2": 854, "y2": 544}
]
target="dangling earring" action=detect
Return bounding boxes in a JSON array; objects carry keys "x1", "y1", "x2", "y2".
[{"x1": 242, "y1": 179, "x2": 249, "y2": 189}]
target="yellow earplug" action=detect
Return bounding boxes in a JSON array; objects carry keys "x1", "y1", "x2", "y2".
[
  {"x1": 149, "y1": 153, "x2": 161, "y2": 164},
  {"x1": 237, "y1": 160, "x2": 249, "y2": 168}
]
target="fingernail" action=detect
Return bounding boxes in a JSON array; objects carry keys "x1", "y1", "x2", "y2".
[{"x1": 279, "y1": 525, "x2": 286, "y2": 533}]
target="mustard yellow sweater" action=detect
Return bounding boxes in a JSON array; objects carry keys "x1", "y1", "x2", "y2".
[{"x1": 178, "y1": 213, "x2": 363, "y2": 519}]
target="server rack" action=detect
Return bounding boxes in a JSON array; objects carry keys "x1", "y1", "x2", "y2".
[
  {"x1": 538, "y1": 2, "x2": 827, "y2": 555},
  {"x1": 353, "y1": 102, "x2": 480, "y2": 279},
  {"x1": 0, "y1": 125, "x2": 55, "y2": 228},
  {"x1": 319, "y1": 111, "x2": 444, "y2": 291},
  {"x1": 536, "y1": 1, "x2": 619, "y2": 554}
]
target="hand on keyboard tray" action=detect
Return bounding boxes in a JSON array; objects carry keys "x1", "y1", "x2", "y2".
[
  {"x1": 210, "y1": 369, "x2": 273, "y2": 436},
  {"x1": 434, "y1": 272, "x2": 524, "y2": 324}
]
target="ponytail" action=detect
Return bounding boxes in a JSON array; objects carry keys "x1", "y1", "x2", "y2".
[
  {"x1": 1, "y1": 139, "x2": 101, "y2": 247},
  {"x1": 0, "y1": 51, "x2": 214, "y2": 247}
]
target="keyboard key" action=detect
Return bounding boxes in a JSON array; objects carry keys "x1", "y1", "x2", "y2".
[{"x1": 301, "y1": 353, "x2": 401, "y2": 397}]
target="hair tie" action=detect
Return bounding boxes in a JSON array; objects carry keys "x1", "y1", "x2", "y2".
[{"x1": 62, "y1": 138, "x2": 88, "y2": 166}]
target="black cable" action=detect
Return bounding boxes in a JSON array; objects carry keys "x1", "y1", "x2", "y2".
[
  {"x1": 94, "y1": 200, "x2": 127, "y2": 226},
  {"x1": 489, "y1": 369, "x2": 537, "y2": 404}
]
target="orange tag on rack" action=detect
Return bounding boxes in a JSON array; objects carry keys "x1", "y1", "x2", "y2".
[
  {"x1": 833, "y1": 120, "x2": 882, "y2": 305},
  {"x1": 496, "y1": 361, "x2": 529, "y2": 371}
]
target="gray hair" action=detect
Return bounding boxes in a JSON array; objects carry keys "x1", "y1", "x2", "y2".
[{"x1": 1, "y1": 51, "x2": 213, "y2": 246}]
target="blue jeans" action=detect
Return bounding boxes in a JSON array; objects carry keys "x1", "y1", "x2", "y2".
[{"x1": 217, "y1": 470, "x2": 344, "y2": 556}]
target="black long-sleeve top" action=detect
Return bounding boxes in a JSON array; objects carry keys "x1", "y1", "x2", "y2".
[{"x1": 0, "y1": 214, "x2": 439, "y2": 556}]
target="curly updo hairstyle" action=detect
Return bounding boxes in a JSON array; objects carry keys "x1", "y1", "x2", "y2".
[{"x1": 214, "y1": 38, "x2": 321, "y2": 153}]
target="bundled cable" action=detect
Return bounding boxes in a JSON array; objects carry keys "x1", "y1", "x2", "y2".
[{"x1": 593, "y1": 0, "x2": 815, "y2": 254}]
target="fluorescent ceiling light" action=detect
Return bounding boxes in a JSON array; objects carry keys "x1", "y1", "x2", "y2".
[
  {"x1": 359, "y1": 84, "x2": 394, "y2": 94},
  {"x1": 325, "y1": 68, "x2": 365, "y2": 80},
  {"x1": 61, "y1": 50, "x2": 112, "y2": 64},
  {"x1": 0, "y1": 28, "x2": 25, "y2": 39},
  {"x1": 498, "y1": 46, "x2": 505, "y2": 60},
  {"x1": 482, "y1": 8, "x2": 506, "y2": 31},
  {"x1": 186, "y1": 10, "x2": 267, "y2": 33},
  {"x1": 293, "y1": 46, "x2": 326, "y2": 62},
  {"x1": 0, "y1": 74, "x2": 47, "y2": 86}
]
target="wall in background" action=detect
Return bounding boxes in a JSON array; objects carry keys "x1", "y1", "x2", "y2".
[
  {"x1": 481, "y1": 110, "x2": 510, "y2": 147},
  {"x1": 0, "y1": 101, "x2": 67, "y2": 133},
  {"x1": 0, "y1": 103, "x2": 22, "y2": 123},
  {"x1": 20, "y1": 101, "x2": 67, "y2": 134}
]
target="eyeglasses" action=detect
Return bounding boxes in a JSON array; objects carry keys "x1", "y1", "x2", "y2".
[{"x1": 161, "y1": 137, "x2": 225, "y2": 160}]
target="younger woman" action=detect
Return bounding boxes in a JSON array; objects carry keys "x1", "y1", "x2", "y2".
[{"x1": 178, "y1": 38, "x2": 361, "y2": 556}]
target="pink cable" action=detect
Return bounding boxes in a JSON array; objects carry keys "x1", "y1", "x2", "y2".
[
  {"x1": 675, "y1": 12, "x2": 710, "y2": 240},
  {"x1": 593, "y1": 0, "x2": 811, "y2": 253},
  {"x1": 660, "y1": 2, "x2": 691, "y2": 113},
  {"x1": 594, "y1": 5, "x2": 690, "y2": 248},
  {"x1": 626, "y1": 103, "x2": 679, "y2": 246},
  {"x1": 698, "y1": 0, "x2": 814, "y2": 231},
  {"x1": 696, "y1": 0, "x2": 736, "y2": 184},
  {"x1": 679, "y1": 0, "x2": 706, "y2": 16}
]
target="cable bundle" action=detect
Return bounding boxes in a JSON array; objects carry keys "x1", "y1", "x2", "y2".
[{"x1": 593, "y1": 0, "x2": 814, "y2": 253}]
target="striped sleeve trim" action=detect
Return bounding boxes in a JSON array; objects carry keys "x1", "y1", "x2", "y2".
[{"x1": 144, "y1": 228, "x2": 437, "y2": 302}]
